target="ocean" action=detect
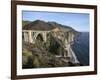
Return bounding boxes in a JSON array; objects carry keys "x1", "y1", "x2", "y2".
[{"x1": 72, "y1": 32, "x2": 89, "y2": 66}]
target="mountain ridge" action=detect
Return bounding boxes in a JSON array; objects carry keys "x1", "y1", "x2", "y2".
[{"x1": 22, "y1": 20, "x2": 77, "y2": 33}]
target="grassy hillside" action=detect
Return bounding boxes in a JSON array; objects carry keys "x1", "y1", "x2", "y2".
[
  {"x1": 22, "y1": 21, "x2": 31, "y2": 27},
  {"x1": 22, "y1": 20, "x2": 80, "y2": 68}
]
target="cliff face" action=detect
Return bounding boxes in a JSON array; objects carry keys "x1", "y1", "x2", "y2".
[{"x1": 22, "y1": 20, "x2": 80, "y2": 69}]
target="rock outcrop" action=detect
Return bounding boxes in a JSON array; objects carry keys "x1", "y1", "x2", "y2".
[{"x1": 22, "y1": 20, "x2": 80, "y2": 68}]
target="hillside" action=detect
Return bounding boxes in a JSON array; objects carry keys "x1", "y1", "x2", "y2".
[
  {"x1": 22, "y1": 20, "x2": 31, "y2": 27},
  {"x1": 22, "y1": 20, "x2": 80, "y2": 68},
  {"x1": 22, "y1": 20, "x2": 77, "y2": 33}
]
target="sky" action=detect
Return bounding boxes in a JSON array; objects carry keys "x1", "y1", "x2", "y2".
[{"x1": 22, "y1": 11, "x2": 90, "y2": 32}]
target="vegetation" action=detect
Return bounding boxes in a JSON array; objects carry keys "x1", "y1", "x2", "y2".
[
  {"x1": 22, "y1": 20, "x2": 80, "y2": 69},
  {"x1": 22, "y1": 21, "x2": 31, "y2": 27}
]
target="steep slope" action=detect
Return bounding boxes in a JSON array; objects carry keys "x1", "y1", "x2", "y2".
[
  {"x1": 22, "y1": 20, "x2": 77, "y2": 33},
  {"x1": 22, "y1": 21, "x2": 31, "y2": 27},
  {"x1": 23, "y1": 20, "x2": 56, "y2": 31},
  {"x1": 22, "y1": 20, "x2": 80, "y2": 68}
]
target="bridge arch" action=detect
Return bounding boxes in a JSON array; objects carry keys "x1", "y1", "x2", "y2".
[
  {"x1": 36, "y1": 33, "x2": 44, "y2": 41},
  {"x1": 22, "y1": 30, "x2": 50, "y2": 43}
]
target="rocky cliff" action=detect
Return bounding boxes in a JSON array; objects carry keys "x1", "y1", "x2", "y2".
[{"x1": 22, "y1": 20, "x2": 80, "y2": 68}]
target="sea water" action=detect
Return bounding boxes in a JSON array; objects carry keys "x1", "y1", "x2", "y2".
[{"x1": 72, "y1": 32, "x2": 89, "y2": 66}]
